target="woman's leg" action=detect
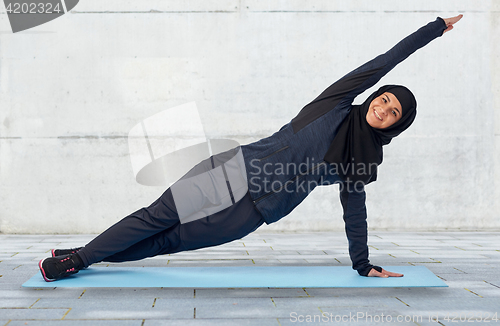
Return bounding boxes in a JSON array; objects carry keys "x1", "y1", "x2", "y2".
[
  {"x1": 76, "y1": 187, "x2": 180, "y2": 267},
  {"x1": 99, "y1": 223, "x2": 181, "y2": 262},
  {"x1": 100, "y1": 191, "x2": 264, "y2": 262},
  {"x1": 175, "y1": 190, "x2": 264, "y2": 254}
]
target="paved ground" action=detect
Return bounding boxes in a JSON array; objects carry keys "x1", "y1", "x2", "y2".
[{"x1": 1, "y1": 231, "x2": 499, "y2": 325}]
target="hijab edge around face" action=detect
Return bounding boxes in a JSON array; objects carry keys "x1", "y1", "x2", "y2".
[{"x1": 323, "y1": 84, "x2": 417, "y2": 185}]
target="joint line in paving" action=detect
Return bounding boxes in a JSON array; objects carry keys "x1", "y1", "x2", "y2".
[
  {"x1": 464, "y1": 288, "x2": 483, "y2": 298},
  {"x1": 29, "y1": 298, "x2": 40, "y2": 308}
]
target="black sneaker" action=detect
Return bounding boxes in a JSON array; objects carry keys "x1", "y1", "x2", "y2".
[
  {"x1": 38, "y1": 254, "x2": 83, "y2": 282},
  {"x1": 51, "y1": 247, "x2": 83, "y2": 257}
]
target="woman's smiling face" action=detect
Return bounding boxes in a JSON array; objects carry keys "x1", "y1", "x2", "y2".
[{"x1": 366, "y1": 92, "x2": 403, "y2": 129}]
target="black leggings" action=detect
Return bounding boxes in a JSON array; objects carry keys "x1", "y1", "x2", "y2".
[{"x1": 77, "y1": 189, "x2": 264, "y2": 267}]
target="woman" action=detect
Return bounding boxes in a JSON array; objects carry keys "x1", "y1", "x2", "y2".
[{"x1": 39, "y1": 14, "x2": 463, "y2": 282}]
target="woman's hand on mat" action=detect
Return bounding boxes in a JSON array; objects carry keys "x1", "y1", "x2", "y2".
[
  {"x1": 442, "y1": 14, "x2": 463, "y2": 34},
  {"x1": 367, "y1": 267, "x2": 404, "y2": 278}
]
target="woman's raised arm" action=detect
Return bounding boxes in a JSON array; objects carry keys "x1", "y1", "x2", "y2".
[{"x1": 291, "y1": 15, "x2": 462, "y2": 133}]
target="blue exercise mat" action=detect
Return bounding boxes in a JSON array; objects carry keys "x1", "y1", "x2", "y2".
[{"x1": 23, "y1": 266, "x2": 447, "y2": 288}]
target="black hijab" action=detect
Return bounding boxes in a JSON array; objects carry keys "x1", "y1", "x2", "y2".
[{"x1": 323, "y1": 85, "x2": 417, "y2": 185}]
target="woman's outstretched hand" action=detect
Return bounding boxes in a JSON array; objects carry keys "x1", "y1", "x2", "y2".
[
  {"x1": 442, "y1": 14, "x2": 463, "y2": 34},
  {"x1": 368, "y1": 267, "x2": 404, "y2": 278}
]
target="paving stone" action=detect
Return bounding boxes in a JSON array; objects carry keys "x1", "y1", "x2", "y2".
[
  {"x1": 79, "y1": 287, "x2": 194, "y2": 299},
  {"x1": 304, "y1": 286, "x2": 446, "y2": 298},
  {"x1": 271, "y1": 295, "x2": 398, "y2": 309},
  {"x1": 0, "y1": 308, "x2": 69, "y2": 319},
  {"x1": 435, "y1": 273, "x2": 482, "y2": 282},
  {"x1": 402, "y1": 298, "x2": 500, "y2": 313},
  {"x1": 7, "y1": 321, "x2": 142, "y2": 326},
  {"x1": 196, "y1": 304, "x2": 316, "y2": 319},
  {"x1": 145, "y1": 319, "x2": 279, "y2": 326},
  {"x1": 154, "y1": 297, "x2": 279, "y2": 319},
  {"x1": 249, "y1": 259, "x2": 283, "y2": 265},
  {"x1": 13, "y1": 288, "x2": 88, "y2": 299},
  {"x1": 195, "y1": 288, "x2": 309, "y2": 298},
  {"x1": 0, "y1": 297, "x2": 40, "y2": 308},
  {"x1": 278, "y1": 320, "x2": 424, "y2": 326},
  {"x1": 277, "y1": 305, "x2": 417, "y2": 325},
  {"x1": 33, "y1": 298, "x2": 192, "y2": 319}
]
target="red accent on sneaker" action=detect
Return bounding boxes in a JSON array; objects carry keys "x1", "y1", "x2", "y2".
[
  {"x1": 38, "y1": 258, "x2": 54, "y2": 282},
  {"x1": 51, "y1": 248, "x2": 82, "y2": 258}
]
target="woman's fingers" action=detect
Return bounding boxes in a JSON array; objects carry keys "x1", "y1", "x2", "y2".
[
  {"x1": 442, "y1": 14, "x2": 463, "y2": 34},
  {"x1": 367, "y1": 267, "x2": 404, "y2": 277},
  {"x1": 380, "y1": 268, "x2": 404, "y2": 277},
  {"x1": 451, "y1": 14, "x2": 464, "y2": 24},
  {"x1": 444, "y1": 14, "x2": 463, "y2": 25}
]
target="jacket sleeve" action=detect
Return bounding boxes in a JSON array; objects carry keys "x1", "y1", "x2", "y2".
[
  {"x1": 339, "y1": 182, "x2": 373, "y2": 276},
  {"x1": 291, "y1": 17, "x2": 447, "y2": 133}
]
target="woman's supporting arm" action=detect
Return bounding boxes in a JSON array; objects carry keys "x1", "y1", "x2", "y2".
[
  {"x1": 339, "y1": 183, "x2": 374, "y2": 276},
  {"x1": 340, "y1": 183, "x2": 404, "y2": 277}
]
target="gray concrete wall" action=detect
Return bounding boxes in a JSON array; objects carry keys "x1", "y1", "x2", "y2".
[{"x1": 0, "y1": 0, "x2": 498, "y2": 233}]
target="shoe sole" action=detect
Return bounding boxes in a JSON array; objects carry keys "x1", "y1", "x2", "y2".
[{"x1": 38, "y1": 258, "x2": 55, "y2": 282}]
